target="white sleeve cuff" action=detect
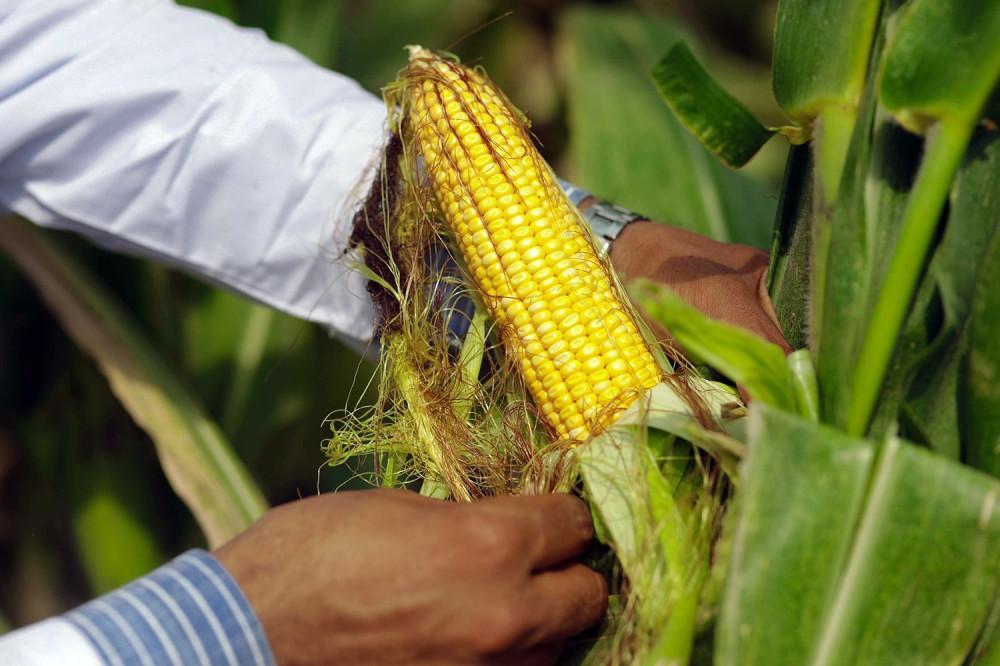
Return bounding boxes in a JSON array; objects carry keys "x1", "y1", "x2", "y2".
[{"x1": 0, "y1": 617, "x2": 105, "y2": 666}]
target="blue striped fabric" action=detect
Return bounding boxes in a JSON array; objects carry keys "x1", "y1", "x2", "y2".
[{"x1": 66, "y1": 550, "x2": 275, "y2": 666}]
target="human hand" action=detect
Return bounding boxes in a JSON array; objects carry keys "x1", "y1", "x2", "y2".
[
  {"x1": 608, "y1": 220, "x2": 792, "y2": 355},
  {"x1": 214, "y1": 489, "x2": 606, "y2": 666}
]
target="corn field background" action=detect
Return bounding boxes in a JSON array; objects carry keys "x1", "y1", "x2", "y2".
[{"x1": 3, "y1": 2, "x2": 999, "y2": 664}]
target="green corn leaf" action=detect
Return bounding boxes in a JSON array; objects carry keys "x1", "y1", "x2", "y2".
[
  {"x1": 878, "y1": 0, "x2": 1000, "y2": 135},
  {"x1": 718, "y1": 405, "x2": 1000, "y2": 665},
  {"x1": 871, "y1": 128, "x2": 1000, "y2": 456},
  {"x1": 787, "y1": 349, "x2": 819, "y2": 422},
  {"x1": 651, "y1": 42, "x2": 776, "y2": 168},
  {"x1": 772, "y1": 0, "x2": 882, "y2": 198},
  {"x1": 717, "y1": 405, "x2": 876, "y2": 665},
  {"x1": 772, "y1": 0, "x2": 881, "y2": 125},
  {"x1": 971, "y1": 593, "x2": 1000, "y2": 664},
  {"x1": 846, "y1": 0, "x2": 1000, "y2": 435},
  {"x1": 0, "y1": 218, "x2": 268, "y2": 547},
  {"x1": 766, "y1": 144, "x2": 813, "y2": 351},
  {"x1": 631, "y1": 281, "x2": 798, "y2": 414},
  {"x1": 811, "y1": 436, "x2": 1000, "y2": 665},
  {"x1": 965, "y1": 203, "x2": 1000, "y2": 479}
]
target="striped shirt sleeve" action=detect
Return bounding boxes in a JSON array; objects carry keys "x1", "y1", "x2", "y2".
[{"x1": 12, "y1": 549, "x2": 276, "y2": 666}]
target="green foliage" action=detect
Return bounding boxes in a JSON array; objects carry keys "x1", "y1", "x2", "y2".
[
  {"x1": 719, "y1": 406, "x2": 1000, "y2": 665},
  {"x1": 652, "y1": 0, "x2": 1000, "y2": 662},
  {"x1": 633, "y1": 282, "x2": 799, "y2": 414},
  {"x1": 651, "y1": 42, "x2": 776, "y2": 168},
  {"x1": 773, "y1": 0, "x2": 881, "y2": 198},
  {"x1": 561, "y1": 7, "x2": 776, "y2": 248},
  {"x1": 0, "y1": 219, "x2": 268, "y2": 547},
  {"x1": 878, "y1": 0, "x2": 1000, "y2": 134}
]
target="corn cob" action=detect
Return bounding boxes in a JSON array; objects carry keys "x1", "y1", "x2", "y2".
[{"x1": 403, "y1": 46, "x2": 661, "y2": 441}]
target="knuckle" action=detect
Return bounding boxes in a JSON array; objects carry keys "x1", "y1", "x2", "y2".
[
  {"x1": 456, "y1": 512, "x2": 525, "y2": 570},
  {"x1": 466, "y1": 599, "x2": 526, "y2": 654}
]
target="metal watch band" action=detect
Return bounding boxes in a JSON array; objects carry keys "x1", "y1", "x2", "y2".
[{"x1": 557, "y1": 178, "x2": 645, "y2": 255}]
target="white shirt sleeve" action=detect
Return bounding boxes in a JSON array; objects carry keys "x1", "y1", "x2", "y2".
[
  {"x1": 0, "y1": 618, "x2": 105, "y2": 666},
  {"x1": 0, "y1": 0, "x2": 389, "y2": 345}
]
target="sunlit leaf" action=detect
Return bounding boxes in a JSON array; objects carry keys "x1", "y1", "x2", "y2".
[
  {"x1": 773, "y1": 0, "x2": 881, "y2": 197},
  {"x1": 632, "y1": 282, "x2": 797, "y2": 413},
  {"x1": 717, "y1": 405, "x2": 876, "y2": 664},
  {"x1": 651, "y1": 42, "x2": 775, "y2": 168},
  {"x1": 719, "y1": 406, "x2": 1000, "y2": 665},
  {"x1": 812, "y1": 436, "x2": 1000, "y2": 665}
]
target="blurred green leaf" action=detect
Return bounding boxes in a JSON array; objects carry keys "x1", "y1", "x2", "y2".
[
  {"x1": 971, "y1": 593, "x2": 1000, "y2": 664},
  {"x1": 334, "y1": 0, "x2": 493, "y2": 93},
  {"x1": 651, "y1": 42, "x2": 776, "y2": 168},
  {"x1": 561, "y1": 7, "x2": 775, "y2": 248},
  {"x1": 0, "y1": 219, "x2": 267, "y2": 547},
  {"x1": 632, "y1": 282, "x2": 797, "y2": 413},
  {"x1": 273, "y1": 0, "x2": 341, "y2": 66},
  {"x1": 965, "y1": 190, "x2": 1000, "y2": 478},
  {"x1": 179, "y1": 289, "x2": 281, "y2": 444},
  {"x1": 879, "y1": 0, "x2": 1000, "y2": 134},
  {"x1": 71, "y1": 457, "x2": 162, "y2": 595}
]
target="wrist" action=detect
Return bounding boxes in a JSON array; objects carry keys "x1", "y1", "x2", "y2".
[{"x1": 557, "y1": 178, "x2": 646, "y2": 255}]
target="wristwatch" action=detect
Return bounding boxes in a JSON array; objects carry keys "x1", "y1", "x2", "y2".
[{"x1": 557, "y1": 178, "x2": 646, "y2": 255}]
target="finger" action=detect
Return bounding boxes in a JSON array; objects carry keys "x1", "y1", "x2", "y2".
[
  {"x1": 482, "y1": 493, "x2": 595, "y2": 569},
  {"x1": 519, "y1": 563, "x2": 608, "y2": 646}
]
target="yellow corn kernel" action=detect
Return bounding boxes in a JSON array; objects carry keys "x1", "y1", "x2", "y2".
[{"x1": 404, "y1": 46, "x2": 660, "y2": 440}]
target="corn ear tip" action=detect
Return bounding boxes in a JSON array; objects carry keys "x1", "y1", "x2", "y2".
[{"x1": 405, "y1": 44, "x2": 428, "y2": 61}]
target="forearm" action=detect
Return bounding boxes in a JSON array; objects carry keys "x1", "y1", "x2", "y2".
[{"x1": 0, "y1": 0, "x2": 387, "y2": 344}]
